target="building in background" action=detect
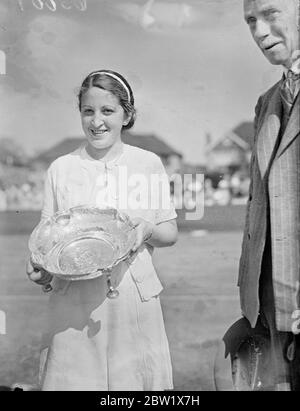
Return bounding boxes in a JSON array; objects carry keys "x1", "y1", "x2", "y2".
[
  {"x1": 32, "y1": 132, "x2": 183, "y2": 176},
  {"x1": 0, "y1": 123, "x2": 255, "y2": 210},
  {"x1": 203, "y1": 122, "x2": 254, "y2": 205},
  {"x1": 0, "y1": 132, "x2": 184, "y2": 211},
  {"x1": 205, "y1": 121, "x2": 254, "y2": 175}
]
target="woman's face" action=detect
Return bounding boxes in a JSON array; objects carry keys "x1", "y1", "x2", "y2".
[{"x1": 80, "y1": 87, "x2": 128, "y2": 152}]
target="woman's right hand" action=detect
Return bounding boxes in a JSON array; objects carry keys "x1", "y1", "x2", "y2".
[{"x1": 26, "y1": 260, "x2": 53, "y2": 289}]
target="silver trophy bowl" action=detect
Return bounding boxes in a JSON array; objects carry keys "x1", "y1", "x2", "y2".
[{"x1": 28, "y1": 206, "x2": 137, "y2": 298}]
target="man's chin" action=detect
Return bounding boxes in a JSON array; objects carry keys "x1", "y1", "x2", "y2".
[
  {"x1": 263, "y1": 49, "x2": 290, "y2": 67},
  {"x1": 264, "y1": 54, "x2": 288, "y2": 67}
]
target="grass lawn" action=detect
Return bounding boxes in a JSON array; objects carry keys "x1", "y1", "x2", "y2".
[
  {"x1": 0, "y1": 205, "x2": 247, "y2": 235},
  {"x1": 0, "y1": 229, "x2": 242, "y2": 391}
]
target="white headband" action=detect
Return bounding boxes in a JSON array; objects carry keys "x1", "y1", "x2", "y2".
[{"x1": 90, "y1": 71, "x2": 131, "y2": 102}]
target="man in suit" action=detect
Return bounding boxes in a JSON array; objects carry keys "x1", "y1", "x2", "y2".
[{"x1": 238, "y1": 0, "x2": 300, "y2": 390}]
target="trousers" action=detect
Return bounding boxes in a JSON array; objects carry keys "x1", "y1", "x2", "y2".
[{"x1": 258, "y1": 231, "x2": 300, "y2": 391}]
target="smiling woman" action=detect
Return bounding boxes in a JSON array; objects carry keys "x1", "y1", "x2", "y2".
[{"x1": 26, "y1": 69, "x2": 178, "y2": 391}]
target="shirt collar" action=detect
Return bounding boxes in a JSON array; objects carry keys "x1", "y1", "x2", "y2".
[
  {"x1": 283, "y1": 58, "x2": 300, "y2": 77},
  {"x1": 80, "y1": 144, "x2": 125, "y2": 168}
]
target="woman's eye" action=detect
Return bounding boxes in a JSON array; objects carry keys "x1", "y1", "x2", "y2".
[
  {"x1": 247, "y1": 17, "x2": 256, "y2": 26},
  {"x1": 83, "y1": 109, "x2": 93, "y2": 115},
  {"x1": 103, "y1": 109, "x2": 114, "y2": 115}
]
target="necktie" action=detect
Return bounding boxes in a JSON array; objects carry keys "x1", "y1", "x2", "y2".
[{"x1": 280, "y1": 70, "x2": 300, "y2": 113}]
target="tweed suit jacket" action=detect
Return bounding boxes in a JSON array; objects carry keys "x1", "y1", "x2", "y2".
[{"x1": 238, "y1": 79, "x2": 300, "y2": 332}]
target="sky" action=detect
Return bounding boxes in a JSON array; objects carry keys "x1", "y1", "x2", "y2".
[{"x1": 0, "y1": 0, "x2": 282, "y2": 164}]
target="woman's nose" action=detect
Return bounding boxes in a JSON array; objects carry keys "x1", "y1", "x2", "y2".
[{"x1": 91, "y1": 114, "x2": 104, "y2": 128}]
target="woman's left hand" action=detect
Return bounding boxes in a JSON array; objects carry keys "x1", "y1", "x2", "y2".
[{"x1": 131, "y1": 217, "x2": 155, "y2": 252}]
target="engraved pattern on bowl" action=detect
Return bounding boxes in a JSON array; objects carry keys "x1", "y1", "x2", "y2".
[{"x1": 29, "y1": 206, "x2": 136, "y2": 280}]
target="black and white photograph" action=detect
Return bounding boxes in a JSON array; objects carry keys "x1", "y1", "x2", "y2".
[{"x1": 0, "y1": 0, "x2": 299, "y2": 393}]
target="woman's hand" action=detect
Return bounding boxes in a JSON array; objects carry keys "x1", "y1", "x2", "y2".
[
  {"x1": 26, "y1": 260, "x2": 53, "y2": 288},
  {"x1": 130, "y1": 218, "x2": 178, "y2": 253},
  {"x1": 131, "y1": 217, "x2": 154, "y2": 252}
]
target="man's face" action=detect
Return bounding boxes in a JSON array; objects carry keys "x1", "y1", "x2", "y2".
[{"x1": 244, "y1": 0, "x2": 299, "y2": 67}]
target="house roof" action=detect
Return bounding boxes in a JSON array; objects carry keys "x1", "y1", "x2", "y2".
[
  {"x1": 206, "y1": 121, "x2": 254, "y2": 153},
  {"x1": 33, "y1": 132, "x2": 182, "y2": 165},
  {"x1": 122, "y1": 131, "x2": 182, "y2": 158},
  {"x1": 232, "y1": 122, "x2": 254, "y2": 147}
]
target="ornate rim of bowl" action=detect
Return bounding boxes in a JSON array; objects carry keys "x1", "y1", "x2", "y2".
[{"x1": 29, "y1": 206, "x2": 136, "y2": 280}]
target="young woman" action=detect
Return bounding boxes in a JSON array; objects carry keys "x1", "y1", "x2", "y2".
[{"x1": 27, "y1": 70, "x2": 178, "y2": 391}]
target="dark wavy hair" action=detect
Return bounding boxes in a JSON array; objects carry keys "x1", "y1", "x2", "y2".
[{"x1": 78, "y1": 70, "x2": 136, "y2": 130}]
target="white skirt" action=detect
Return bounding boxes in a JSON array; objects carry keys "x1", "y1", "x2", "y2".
[{"x1": 39, "y1": 265, "x2": 173, "y2": 391}]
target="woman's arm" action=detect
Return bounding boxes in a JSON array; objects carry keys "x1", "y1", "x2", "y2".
[
  {"x1": 131, "y1": 218, "x2": 178, "y2": 251},
  {"x1": 130, "y1": 153, "x2": 178, "y2": 250},
  {"x1": 27, "y1": 164, "x2": 57, "y2": 287},
  {"x1": 41, "y1": 163, "x2": 58, "y2": 220}
]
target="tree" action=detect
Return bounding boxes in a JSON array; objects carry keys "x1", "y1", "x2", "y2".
[{"x1": 0, "y1": 137, "x2": 28, "y2": 166}]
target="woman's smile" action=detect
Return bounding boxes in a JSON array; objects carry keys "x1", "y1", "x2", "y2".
[{"x1": 90, "y1": 128, "x2": 109, "y2": 137}]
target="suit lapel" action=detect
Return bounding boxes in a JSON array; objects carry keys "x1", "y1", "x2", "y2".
[
  {"x1": 276, "y1": 93, "x2": 300, "y2": 158},
  {"x1": 256, "y1": 85, "x2": 282, "y2": 178}
]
